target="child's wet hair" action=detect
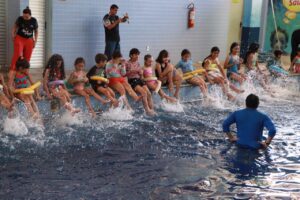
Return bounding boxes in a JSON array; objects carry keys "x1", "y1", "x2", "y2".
[
  {"x1": 274, "y1": 50, "x2": 283, "y2": 57},
  {"x1": 144, "y1": 54, "x2": 152, "y2": 61},
  {"x1": 129, "y1": 48, "x2": 140, "y2": 57},
  {"x1": 16, "y1": 57, "x2": 30, "y2": 70},
  {"x1": 230, "y1": 42, "x2": 239, "y2": 53},
  {"x1": 156, "y1": 50, "x2": 169, "y2": 63},
  {"x1": 202, "y1": 47, "x2": 220, "y2": 67},
  {"x1": 43, "y1": 54, "x2": 66, "y2": 79},
  {"x1": 95, "y1": 54, "x2": 108, "y2": 63},
  {"x1": 181, "y1": 49, "x2": 191, "y2": 57},
  {"x1": 74, "y1": 57, "x2": 85, "y2": 65},
  {"x1": 112, "y1": 51, "x2": 122, "y2": 59},
  {"x1": 248, "y1": 43, "x2": 259, "y2": 53}
]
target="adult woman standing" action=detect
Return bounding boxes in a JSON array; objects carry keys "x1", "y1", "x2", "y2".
[{"x1": 10, "y1": 7, "x2": 38, "y2": 71}]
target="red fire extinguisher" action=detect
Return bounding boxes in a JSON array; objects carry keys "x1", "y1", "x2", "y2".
[{"x1": 187, "y1": 3, "x2": 195, "y2": 29}]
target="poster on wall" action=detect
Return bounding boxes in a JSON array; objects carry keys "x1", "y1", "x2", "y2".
[{"x1": 264, "y1": 0, "x2": 300, "y2": 55}]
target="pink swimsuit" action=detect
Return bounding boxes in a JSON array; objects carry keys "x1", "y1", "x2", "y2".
[{"x1": 143, "y1": 68, "x2": 157, "y2": 84}]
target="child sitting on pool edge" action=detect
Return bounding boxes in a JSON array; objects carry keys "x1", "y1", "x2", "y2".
[
  {"x1": 143, "y1": 54, "x2": 177, "y2": 103},
  {"x1": 87, "y1": 53, "x2": 119, "y2": 108},
  {"x1": 176, "y1": 49, "x2": 208, "y2": 97},
  {"x1": 8, "y1": 57, "x2": 40, "y2": 120},
  {"x1": 267, "y1": 50, "x2": 289, "y2": 77},
  {"x1": 43, "y1": 54, "x2": 80, "y2": 115},
  {"x1": 68, "y1": 57, "x2": 109, "y2": 117}
]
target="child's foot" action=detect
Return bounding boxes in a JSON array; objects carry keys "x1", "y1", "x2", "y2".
[
  {"x1": 90, "y1": 111, "x2": 97, "y2": 118},
  {"x1": 165, "y1": 96, "x2": 177, "y2": 103},
  {"x1": 71, "y1": 108, "x2": 81, "y2": 116},
  {"x1": 101, "y1": 99, "x2": 110, "y2": 105},
  {"x1": 135, "y1": 96, "x2": 143, "y2": 102},
  {"x1": 146, "y1": 109, "x2": 156, "y2": 116},
  {"x1": 236, "y1": 89, "x2": 245, "y2": 94},
  {"x1": 112, "y1": 99, "x2": 119, "y2": 107},
  {"x1": 227, "y1": 94, "x2": 236, "y2": 101}
]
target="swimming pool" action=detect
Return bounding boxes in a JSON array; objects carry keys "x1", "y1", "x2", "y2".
[{"x1": 0, "y1": 77, "x2": 299, "y2": 199}]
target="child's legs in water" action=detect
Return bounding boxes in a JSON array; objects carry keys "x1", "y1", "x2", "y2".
[
  {"x1": 85, "y1": 87, "x2": 107, "y2": 104},
  {"x1": 97, "y1": 87, "x2": 117, "y2": 104},
  {"x1": 0, "y1": 94, "x2": 13, "y2": 110},
  {"x1": 134, "y1": 85, "x2": 151, "y2": 113},
  {"x1": 122, "y1": 81, "x2": 140, "y2": 102},
  {"x1": 17, "y1": 94, "x2": 36, "y2": 117},
  {"x1": 187, "y1": 77, "x2": 208, "y2": 96},
  {"x1": 110, "y1": 82, "x2": 131, "y2": 110},
  {"x1": 230, "y1": 72, "x2": 245, "y2": 85},
  {"x1": 173, "y1": 71, "x2": 182, "y2": 98},
  {"x1": 143, "y1": 85, "x2": 154, "y2": 110},
  {"x1": 75, "y1": 89, "x2": 95, "y2": 115}
]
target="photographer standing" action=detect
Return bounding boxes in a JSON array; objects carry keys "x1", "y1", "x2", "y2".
[{"x1": 103, "y1": 4, "x2": 129, "y2": 60}]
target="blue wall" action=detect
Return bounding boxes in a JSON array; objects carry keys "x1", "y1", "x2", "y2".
[{"x1": 50, "y1": 0, "x2": 231, "y2": 69}]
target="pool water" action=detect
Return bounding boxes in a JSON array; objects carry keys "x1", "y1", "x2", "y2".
[{"x1": 0, "y1": 77, "x2": 299, "y2": 199}]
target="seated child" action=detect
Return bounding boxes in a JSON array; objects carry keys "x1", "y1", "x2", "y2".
[
  {"x1": 43, "y1": 54, "x2": 80, "y2": 115},
  {"x1": 87, "y1": 53, "x2": 119, "y2": 107},
  {"x1": 267, "y1": 50, "x2": 289, "y2": 77},
  {"x1": 0, "y1": 81, "x2": 14, "y2": 116},
  {"x1": 290, "y1": 47, "x2": 300, "y2": 73},
  {"x1": 176, "y1": 49, "x2": 208, "y2": 97},
  {"x1": 0, "y1": 73, "x2": 10, "y2": 98},
  {"x1": 203, "y1": 47, "x2": 244, "y2": 100},
  {"x1": 126, "y1": 48, "x2": 155, "y2": 115},
  {"x1": 68, "y1": 57, "x2": 109, "y2": 117},
  {"x1": 8, "y1": 57, "x2": 40, "y2": 119},
  {"x1": 105, "y1": 51, "x2": 142, "y2": 110},
  {"x1": 143, "y1": 54, "x2": 177, "y2": 103},
  {"x1": 155, "y1": 50, "x2": 182, "y2": 99},
  {"x1": 224, "y1": 42, "x2": 247, "y2": 84}
]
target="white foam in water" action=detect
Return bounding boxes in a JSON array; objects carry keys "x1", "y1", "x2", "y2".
[
  {"x1": 57, "y1": 112, "x2": 85, "y2": 126},
  {"x1": 160, "y1": 99, "x2": 184, "y2": 113},
  {"x1": 3, "y1": 116, "x2": 28, "y2": 136},
  {"x1": 101, "y1": 96, "x2": 133, "y2": 121}
]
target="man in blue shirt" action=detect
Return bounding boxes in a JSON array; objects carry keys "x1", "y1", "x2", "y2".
[{"x1": 222, "y1": 94, "x2": 276, "y2": 149}]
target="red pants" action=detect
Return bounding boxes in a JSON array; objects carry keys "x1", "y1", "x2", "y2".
[{"x1": 10, "y1": 35, "x2": 34, "y2": 71}]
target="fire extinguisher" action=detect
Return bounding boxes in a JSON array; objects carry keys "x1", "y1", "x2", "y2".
[{"x1": 187, "y1": 3, "x2": 195, "y2": 29}]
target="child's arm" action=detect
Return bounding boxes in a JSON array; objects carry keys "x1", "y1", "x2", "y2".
[
  {"x1": 290, "y1": 58, "x2": 296, "y2": 72},
  {"x1": 217, "y1": 59, "x2": 227, "y2": 79},
  {"x1": 120, "y1": 63, "x2": 127, "y2": 77},
  {"x1": 7, "y1": 71, "x2": 16, "y2": 98},
  {"x1": 223, "y1": 55, "x2": 233, "y2": 69},
  {"x1": 43, "y1": 69, "x2": 52, "y2": 99},
  {"x1": 155, "y1": 63, "x2": 162, "y2": 78},
  {"x1": 67, "y1": 72, "x2": 76, "y2": 85}
]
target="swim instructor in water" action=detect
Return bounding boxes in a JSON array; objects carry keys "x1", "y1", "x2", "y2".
[{"x1": 222, "y1": 94, "x2": 276, "y2": 149}]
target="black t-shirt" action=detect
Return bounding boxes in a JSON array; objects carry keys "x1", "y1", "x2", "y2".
[
  {"x1": 103, "y1": 14, "x2": 120, "y2": 42},
  {"x1": 16, "y1": 16, "x2": 38, "y2": 38}
]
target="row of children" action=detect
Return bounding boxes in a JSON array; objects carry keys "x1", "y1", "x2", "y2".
[{"x1": 1, "y1": 42, "x2": 299, "y2": 119}]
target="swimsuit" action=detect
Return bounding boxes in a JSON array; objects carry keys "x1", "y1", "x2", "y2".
[
  {"x1": 294, "y1": 57, "x2": 300, "y2": 73},
  {"x1": 155, "y1": 63, "x2": 176, "y2": 86},
  {"x1": 144, "y1": 67, "x2": 158, "y2": 84},
  {"x1": 106, "y1": 62, "x2": 127, "y2": 86},
  {"x1": 206, "y1": 60, "x2": 222, "y2": 79},
  {"x1": 227, "y1": 55, "x2": 239, "y2": 78},
  {"x1": 126, "y1": 60, "x2": 145, "y2": 89},
  {"x1": 14, "y1": 73, "x2": 29, "y2": 89}
]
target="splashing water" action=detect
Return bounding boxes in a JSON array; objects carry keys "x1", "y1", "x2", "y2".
[
  {"x1": 160, "y1": 99, "x2": 185, "y2": 113},
  {"x1": 101, "y1": 96, "x2": 134, "y2": 121},
  {"x1": 3, "y1": 116, "x2": 28, "y2": 136}
]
